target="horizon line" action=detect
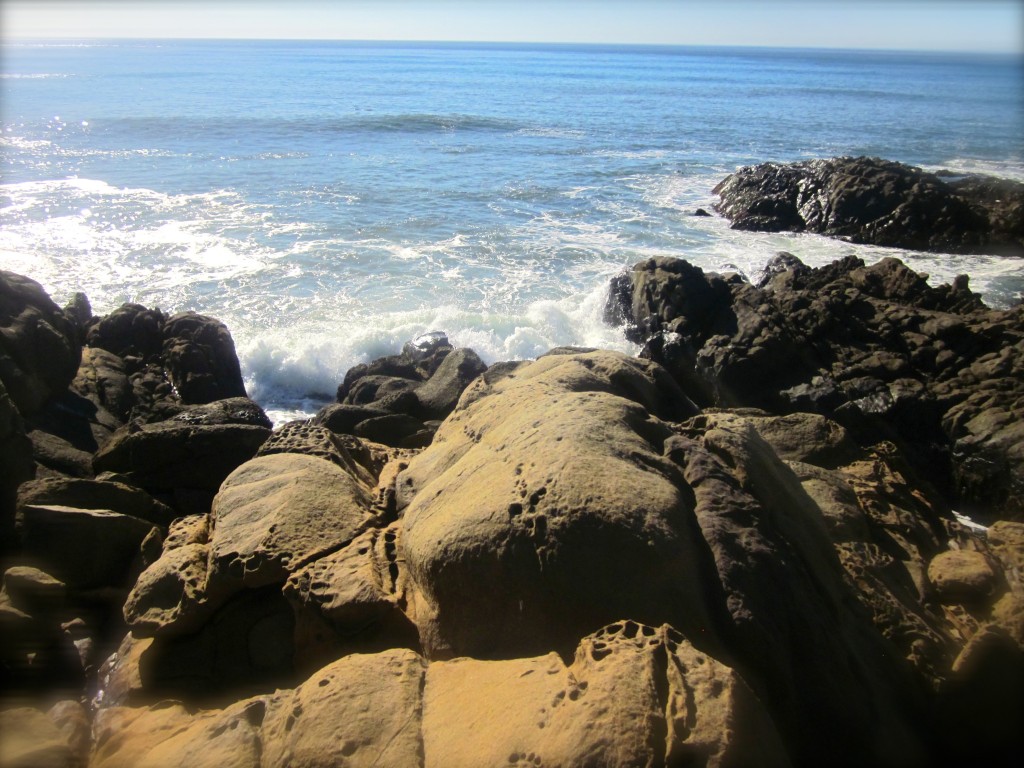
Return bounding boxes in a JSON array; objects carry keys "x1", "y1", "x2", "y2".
[{"x1": 4, "y1": 35, "x2": 1020, "y2": 57}]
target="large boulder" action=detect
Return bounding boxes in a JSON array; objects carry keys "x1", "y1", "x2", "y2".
[
  {"x1": 18, "y1": 504, "x2": 158, "y2": 591},
  {"x1": 397, "y1": 350, "x2": 720, "y2": 661},
  {"x1": 0, "y1": 271, "x2": 81, "y2": 417},
  {"x1": 412, "y1": 347, "x2": 488, "y2": 420},
  {"x1": 713, "y1": 156, "x2": 1024, "y2": 256},
  {"x1": 85, "y1": 304, "x2": 250, "y2": 420},
  {"x1": 207, "y1": 453, "x2": 374, "y2": 596},
  {"x1": 86, "y1": 303, "x2": 165, "y2": 362},
  {"x1": 92, "y1": 421, "x2": 271, "y2": 501},
  {"x1": 17, "y1": 476, "x2": 176, "y2": 529},
  {"x1": 161, "y1": 312, "x2": 247, "y2": 404}
]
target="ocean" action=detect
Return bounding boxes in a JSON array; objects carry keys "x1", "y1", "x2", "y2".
[{"x1": 2, "y1": 40, "x2": 1022, "y2": 423}]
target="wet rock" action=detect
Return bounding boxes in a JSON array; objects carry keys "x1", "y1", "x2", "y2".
[
  {"x1": 335, "y1": 338, "x2": 485, "y2": 424},
  {"x1": 86, "y1": 303, "x2": 165, "y2": 362},
  {"x1": 161, "y1": 312, "x2": 247, "y2": 404},
  {"x1": 713, "y1": 156, "x2": 1024, "y2": 256},
  {"x1": 353, "y1": 413, "x2": 431, "y2": 448},
  {"x1": 165, "y1": 397, "x2": 272, "y2": 428},
  {"x1": 413, "y1": 347, "x2": 488, "y2": 421}
]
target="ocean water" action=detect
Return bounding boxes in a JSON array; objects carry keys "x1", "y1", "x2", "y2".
[{"x1": 2, "y1": 40, "x2": 1022, "y2": 422}]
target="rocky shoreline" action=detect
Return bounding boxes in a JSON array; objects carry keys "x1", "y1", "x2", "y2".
[{"x1": 2, "y1": 166, "x2": 1024, "y2": 766}]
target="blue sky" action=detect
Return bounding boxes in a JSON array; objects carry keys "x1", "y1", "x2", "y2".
[{"x1": 3, "y1": 1, "x2": 1021, "y2": 53}]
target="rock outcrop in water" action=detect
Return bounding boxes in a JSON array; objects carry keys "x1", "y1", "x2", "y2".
[
  {"x1": 2, "y1": 263, "x2": 1023, "y2": 767},
  {"x1": 713, "y1": 156, "x2": 1024, "y2": 256}
]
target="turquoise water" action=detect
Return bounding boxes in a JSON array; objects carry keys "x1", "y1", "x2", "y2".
[{"x1": 2, "y1": 40, "x2": 1022, "y2": 419}]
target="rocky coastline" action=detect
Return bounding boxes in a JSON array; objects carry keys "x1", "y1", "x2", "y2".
[{"x1": 2, "y1": 162, "x2": 1024, "y2": 766}]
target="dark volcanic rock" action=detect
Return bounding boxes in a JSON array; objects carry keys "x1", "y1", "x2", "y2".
[
  {"x1": 161, "y1": 312, "x2": 247, "y2": 405},
  {"x1": 606, "y1": 254, "x2": 1024, "y2": 521},
  {"x1": 1, "y1": 379, "x2": 34, "y2": 550},
  {"x1": 17, "y1": 476, "x2": 177, "y2": 529},
  {"x1": 86, "y1": 303, "x2": 166, "y2": 362},
  {"x1": 0, "y1": 271, "x2": 82, "y2": 416},
  {"x1": 92, "y1": 421, "x2": 271, "y2": 505},
  {"x1": 413, "y1": 347, "x2": 488, "y2": 421},
  {"x1": 713, "y1": 156, "x2": 1024, "y2": 256},
  {"x1": 334, "y1": 337, "x2": 488, "y2": 434}
]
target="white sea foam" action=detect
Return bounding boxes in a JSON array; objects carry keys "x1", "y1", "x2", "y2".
[{"x1": 922, "y1": 157, "x2": 1024, "y2": 182}]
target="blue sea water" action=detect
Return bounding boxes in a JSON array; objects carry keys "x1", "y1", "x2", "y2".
[{"x1": 2, "y1": 40, "x2": 1022, "y2": 421}]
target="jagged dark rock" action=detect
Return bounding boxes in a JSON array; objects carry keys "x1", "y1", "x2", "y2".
[
  {"x1": 605, "y1": 254, "x2": 1023, "y2": 522},
  {"x1": 0, "y1": 271, "x2": 82, "y2": 417},
  {"x1": 713, "y1": 156, "x2": 1024, "y2": 256}
]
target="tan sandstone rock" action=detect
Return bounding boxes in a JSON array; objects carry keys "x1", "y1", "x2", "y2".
[
  {"x1": 422, "y1": 620, "x2": 788, "y2": 768},
  {"x1": 927, "y1": 550, "x2": 1004, "y2": 606},
  {"x1": 209, "y1": 453, "x2": 375, "y2": 594},
  {"x1": 260, "y1": 648, "x2": 426, "y2": 767},
  {"x1": 397, "y1": 350, "x2": 723, "y2": 660}
]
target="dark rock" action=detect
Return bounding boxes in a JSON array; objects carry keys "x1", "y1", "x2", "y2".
[
  {"x1": 413, "y1": 347, "x2": 488, "y2": 421},
  {"x1": 70, "y1": 347, "x2": 133, "y2": 434},
  {"x1": 1, "y1": 379, "x2": 34, "y2": 551},
  {"x1": 27, "y1": 429, "x2": 94, "y2": 478},
  {"x1": 17, "y1": 476, "x2": 177, "y2": 529},
  {"x1": 161, "y1": 312, "x2": 247, "y2": 405},
  {"x1": 336, "y1": 334, "x2": 456, "y2": 404},
  {"x1": 312, "y1": 402, "x2": 389, "y2": 435},
  {"x1": 342, "y1": 375, "x2": 420, "y2": 406},
  {"x1": 606, "y1": 254, "x2": 1024, "y2": 520},
  {"x1": 401, "y1": 330, "x2": 450, "y2": 361},
  {"x1": 693, "y1": 208, "x2": 711, "y2": 217},
  {"x1": 354, "y1": 413, "x2": 430, "y2": 447},
  {"x1": 19, "y1": 504, "x2": 157, "y2": 591},
  {"x1": 86, "y1": 303, "x2": 166, "y2": 362},
  {"x1": 166, "y1": 397, "x2": 272, "y2": 429},
  {"x1": 64, "y1": 291, "x2": 92, "y2": 344},
  {"x1": 713, "y1": 156, "x2": 1024, "y2": 256},
  {"x1": 755, "y1": 251, "x2": 807, "y2": 289},
  {"x1": 92, "y1": 421, "x2": 271, "y2": 499},
  {"x1": 0, "y1": 271, "x2": 82, "y2": 416}
]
